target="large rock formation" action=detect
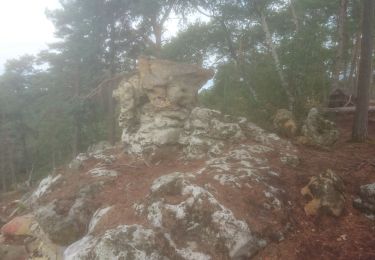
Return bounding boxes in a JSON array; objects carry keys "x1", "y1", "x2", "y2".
[
  {"x1": 0, "y1": 58, "x2": 302, "y2": 260},
  {"x1": 113, "y1": 57, "x2": 214, "y2": 157}
]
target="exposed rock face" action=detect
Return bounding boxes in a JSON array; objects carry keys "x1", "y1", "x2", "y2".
[
  {"x1": 136, "y1": 172, "x2": 265, "y2": 259},
  {"x1": 301, "y1": 170, "x2": 345, "y2": 217},
  {"x1": 301, "y1": 108, "x2": 339, "y2": 147},
  {"x1": 24, "y1": 174, "x2": 63, "y2": 207},
  {"x1": 64, "y1": 225, "x2": 166, "y2": 260},
  {"x1": 179, "y1": 108, "x2": 245, "y2": 159},
  {"x1": 273, "y1": 109, "x2": 297, "y2": 137},
  {"x1": 113, "y1": 57, "x2": 214, "y2": 156}
]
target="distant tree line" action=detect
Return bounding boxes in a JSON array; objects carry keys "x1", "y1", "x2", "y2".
[{"x1": 0, "y1": 0, "x2": 373, "y2": 191}]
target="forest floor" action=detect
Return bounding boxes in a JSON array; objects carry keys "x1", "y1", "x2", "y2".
[
  {"x1": 254, "y1": 113, "x2": 375, "y2": 260},
  {"x1": 0, "y1": 114, "x2": 374, "y2": 260}
]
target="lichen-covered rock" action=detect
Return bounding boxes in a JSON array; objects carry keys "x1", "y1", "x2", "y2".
[
  {"x1": 179, "y1": 108, "x2": 244, "y2": 159},
  {"x1": 358, "y1": 183, "x2": 375, "y2": 204},
  {"x1": 88, "y1": 167, "x2": 118, "y2": 178},
  {"x1": 353, "y1": 183, "x2": 375, "y2": 216},
  {"x1": 87, "y1": 141, "x2": 113, "y2": 155},
  {"x1": 35, "y1": 183, "x2": 102, "y2": 245},
  {"x1": 64, "y1": 225, "x2": 166, "y2": 260},
  {"x1": 113, "y1": 57, "x2": 214, "y2": 156},
  {"x1": 301, "y1": 108, "x2": 339, "y2": 147},
  {"x1": 135, "y1": 172, "x2": 267, "y2": 259},
  {"x1": 24, "y1": 174, "x2": 63, "y2": 207},
  {"x1": 301, "y1": 170, "x2": 345, "y2": 217},
  {"x1": 273, "y1": 109, "x2": 297, "y2": 137},
  {"x1": 87, "y1": 207, "x2": 113, "y2": 234},
  {"x1": 69, "y1": 153, "x2": 88, "y2": 171}
]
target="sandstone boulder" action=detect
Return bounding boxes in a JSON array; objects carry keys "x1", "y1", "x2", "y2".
[
  {"x1": 273, "y1": 109, "x2": 297, "y2": 137},
  {"x1": 113, "y1": 57, "x2": 214, "y2": 157},
  {"x1": 301, "y1": 170, "x2": 345, "y2": 217}
]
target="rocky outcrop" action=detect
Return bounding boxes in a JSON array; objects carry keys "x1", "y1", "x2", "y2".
[
  {"x1": 136, "y1": 172, "x2": 266, "y2": 259},
  {"x1": 113, "y1": 57, "x2": 214, "y2": 157},
  {"x1": 34, "y1": 182, "x2": 101, "y2": 246},
  {"x1": 0, "y1": 58, "x2": 304, "y2": 259},
  {"x1": 61, "y1": 134, "x2": 297, "y2": 259},
  {"x1": 301, "y1": 170, "x2": 345, "y2": 217},
  {"x1": 301, "y1": 108, "x2": 339, "y2": 147}
]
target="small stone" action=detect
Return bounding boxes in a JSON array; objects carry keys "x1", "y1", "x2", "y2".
[
  {"x1": 273, "y1": 109, "x2": 297, "y2": 137},
  {"x1": 301, "y1": 169, "x2": 345, "y2": 217},
  {"x1": 1, "y1": 214, "x2": 34, "y2": 237}
]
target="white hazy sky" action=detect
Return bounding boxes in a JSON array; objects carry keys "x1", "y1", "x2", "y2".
[
  {"x1": 0, "y1": 1, "x2": 205, "y2": 74},
  {"x1": 0, "y1": 0, "x2": 61, "y2": 73}
]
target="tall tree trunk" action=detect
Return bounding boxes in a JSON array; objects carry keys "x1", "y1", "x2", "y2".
[
  {"x1": 153, "y1": 22, "x2": 163, "y2": 57},
  {"x1": 219, "y1": 19, "x2": 258, "y2": 102},
  {"x1": 8, "y1": 144, "x2": 16, "y2": 187},
  {"x1": 19, "y1": 117, "x2": 31, "y2": 175},
  {"x1": 0, "y1": 150, "x2": 6, "y2": 192},
  {"x1": 332, "y1": 0, "x2": 349, "y2": 90},
  {"x1": 107, "y1": 20, "x2": 117, "y2": 145},
  {"x1": 259, "y1": 11, "x2": 294, "y2": 110},
  {"x1": 72, "y1": 119, "x2": 81, "y2": 158},
  {"x1": 348, "y1": 30, "x2": 362, "y2": 93},
  {"x1": 352, "y1": 0, "x2": 374, "y2": 142},
  {"x1": 72, "y1": 65, "x2": 82, "y2": 158},
  {"x1": 289, "y1": 0, "x2": 299, "y2": 32},
  {"x1": 0, "y1": 111, "x2": 7, "y2": 192}
]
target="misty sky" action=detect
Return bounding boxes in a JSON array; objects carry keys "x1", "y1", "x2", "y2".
[
  {"x1": 0, "y1": 0, "x2": 60, "y2": 73},
  {"x1": 0, "y1": 1, "x2": 201, "y2": 74}
]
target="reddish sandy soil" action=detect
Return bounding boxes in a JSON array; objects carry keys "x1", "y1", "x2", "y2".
[
  {"x1": 0, "y1": 114, "x2": 374, "y2": 260},
  {"x1": 254, "y1": 114, "x2": 375, "y2": 260}
]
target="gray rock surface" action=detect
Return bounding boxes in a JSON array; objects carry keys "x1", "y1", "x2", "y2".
[
  {"x1": 301, "y1": 108, "x2": 339, "y2": 147},
  {"x1": 113, "y1": 57, "x2": 214, "y2": 157},
  {"x1": 64, "y1": 225, "x2": 165, "y2": 260},
  {"x1": 179, "y1": 108, "x2": 244, "y2": 159},
  {"x1": 35, "y1": 183, "x2": 102, "y2": 245},
  {"x1": 353, "y1": 183, "x2": 375, "y2": 216},
  {"x1": 140, "y1": 172, "x2": 264, "y2": 260}
]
